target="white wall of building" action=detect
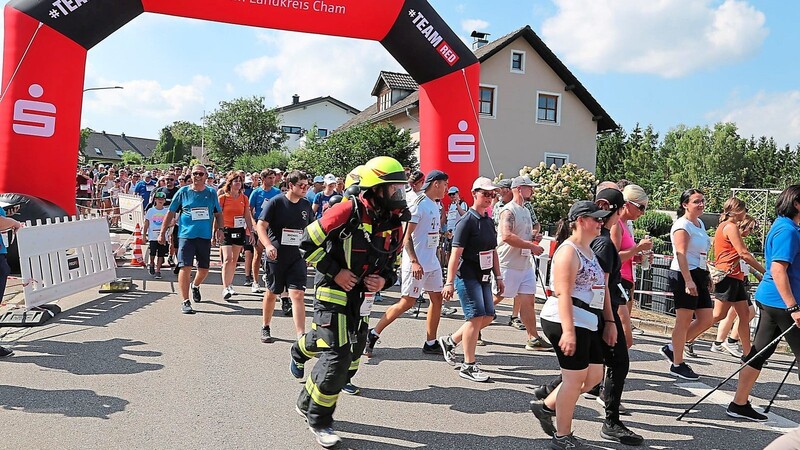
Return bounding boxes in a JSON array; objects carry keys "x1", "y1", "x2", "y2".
[{"x1": 279, "y1": 101, "x2": 359, "y2": 151}]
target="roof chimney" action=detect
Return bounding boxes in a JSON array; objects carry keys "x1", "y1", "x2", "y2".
[
  {"x1": 292, "y1": 94, "x2": 300, "y2": 105},
  {"x1": 470, "y1": 30, "x2": 490, "y2": 50}
]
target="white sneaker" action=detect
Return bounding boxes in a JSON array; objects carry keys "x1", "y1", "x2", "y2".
[
  {"x1": 251, "y1": 282, "x2": 264, "y2": 293},
  {"x1": 710, "y1": 342, "x2": 725, "y2": 353},
  {"x1": 223, "y1": 286, "x2": 232, "y2": 300},
  {"x1": 722, "y1": 341, "x2": 744, "y2": 358},
  {"x1": 459, "y1": 362, "x2": 490, "y2": 382}
]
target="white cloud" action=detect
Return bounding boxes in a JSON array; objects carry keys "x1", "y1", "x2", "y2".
[
  {"x1": 709, "y1": 90, "x2": 800, "y2": 148},
  {"x1": 461, "y1": 19, "x2": 489, "y2": 33},
  {"x1": 541, "y1": 0, "x2": 768, "y2": 77},
  {"x1": 235, "y1": 30, "x2": 403, "y2": 109},
  {"x1": 81, "y1": 75, "x2": 211, "y2": 134}
]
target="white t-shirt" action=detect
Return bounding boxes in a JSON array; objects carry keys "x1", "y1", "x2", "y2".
[
  {"x1": 144, "y1": 206, "x2": 168, "y2": 241},
  {"x1": 405, "y1": 189, "x2": 420, "y2": 207},
  {"x1": 402, "y1": 194, "x2": 441, "y2": 273},
  {"x1": 446, "y1": 201, "x2": 467, "y2": 231},
  {"x1": 669, "y1": 216, "x2": 710, "y2": 271}
]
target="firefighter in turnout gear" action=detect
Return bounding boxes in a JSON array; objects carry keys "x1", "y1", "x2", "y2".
[{"x1": 291, "y1": 156, "x2": 408, "y2": 448}]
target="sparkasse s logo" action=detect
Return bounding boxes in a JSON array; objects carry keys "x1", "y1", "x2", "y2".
[{"x1": 408, "y1": 9, "x2": 460, "y2": 66}]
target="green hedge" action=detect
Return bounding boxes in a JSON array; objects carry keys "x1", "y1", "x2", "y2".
[{"x1": 633, "y1": 211, "x2": 673, "y2": 237}]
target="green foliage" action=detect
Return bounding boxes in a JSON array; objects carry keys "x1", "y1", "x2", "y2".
[
  {"x1": 233, "y1": 151, "x2": 290, "y2": 174},
  {"x1": 169, "y1": 120, "x2": 203, "y2": 149},
  {"x1": 79, "y1": 127, "x2": 93, "y2": 159},
  {"x1": 595, "y1": 127, "x2": 627, "y2": 182},
  {"x1": 121, "y1": 150, "x2": 142, "y2": 166},
  {"x1": 151, "y1": 127, "x2": 176, "y2": 164},
  {"x1": 633, "y1": 211, "x2": 673, "y2": 237},
  {"x1": 204, "y1": 96, "x2": 286, "y2": 165},
  {"x1": 289, "y1": 123, "x2": 418, "y2": 176},
  {"x1": 512, "y1": 162, "x2": 596, "y2": 224}
]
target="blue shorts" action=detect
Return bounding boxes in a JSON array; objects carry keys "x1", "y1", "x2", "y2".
[
  {"x1": 177, "y1": 238, "x2": 211, "y2": 269},
  {"x1": 455, "y1": 277, "x2": 494, "y2": 320}
]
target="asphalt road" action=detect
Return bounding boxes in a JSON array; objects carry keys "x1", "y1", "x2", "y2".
[{"x1": 1, "y1": 264, "x2": 798, "y2": 450}]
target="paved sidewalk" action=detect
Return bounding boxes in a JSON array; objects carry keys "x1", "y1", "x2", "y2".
[{"x1": 0, "y1": 264, "x2": 798, "y2": 449}]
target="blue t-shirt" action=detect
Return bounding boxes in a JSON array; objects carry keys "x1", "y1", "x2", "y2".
[
  {"x1": 0, "y1": 208, "x2": 6, "y2": 255},
  {"x1": 755, "y1": 216, "x2": 800, "y2": 309},
  {"x1": 169, "y1": 186, "x2": 222, "y2": 239},
  {"x1": 313, "y1": 191, "x2": 337, "y2": 219},
  {"x1": 305, "y1": 189, "x2": 318, "y2": 203},
  {"x1": 135, "y1": 180, "x2": 157, "y2": 205},
  {"x1": 249, "y1": 186, "x2": 281, "y2": 220}
]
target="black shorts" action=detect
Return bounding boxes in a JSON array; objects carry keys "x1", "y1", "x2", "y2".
[
  {"x1": 714, "y1": 276, "x2": 749, "y2": 302},
  {"x1": 148, "y1": 241, "x2": 168, "y2": 257},
  {"x1": 171, "y1": 226, "x2": 179, "y2": 247},
  {"x1": 221, "y1": 227, "x2": 246, "y2": 246},
  {"x1": 668, "y1": 268, "x2": 713, "y2": 310},
  {"x1": 541, "y1": 318, "x2": 604, "y2": 371},
  {"x1": 265, "y1": 257, "x2": 307, "y2": 294},
  {"x1": 177, "y1": 238, "x2": 212, "y2": 269}
]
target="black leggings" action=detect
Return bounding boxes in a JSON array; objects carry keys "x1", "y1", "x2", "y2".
[
  {"x1": 601, "y1": 305, "x2": 629, "y2": 424},
  {"x1": 745, "y1": 302, "x2": 800, "y2": 372}
]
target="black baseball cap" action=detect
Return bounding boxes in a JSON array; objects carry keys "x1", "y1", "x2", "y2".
[
  {"x1": 595, "y1": 188, "x2": 625, "y2": 212},
  {"x1": 496, "y1": 178, "x2": 512, "y2": 189},
  {"x1": 421, "y1": 170, "x2": 448, "y2": 191},
  {"x1": 568, "y1": 200, "x2": 613, "y2": 222}
]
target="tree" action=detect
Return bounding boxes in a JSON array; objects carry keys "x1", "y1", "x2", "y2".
[
  {"x1": 289, "y1": 123, "x2": 418, "y2": 176},
  {"x1": 151, "y1": 127, "x2": 176, "y2": 164},
  {"x1": 169, "y1": 120, "x2": 203, "y2": 149},
  {"x1": 122, "y1": 150, "x2": 143, "y2": 166},
  {"x1": 623, "y1": 124, "x2": 662, "y2": 195},
  {"x1": 204, "y1": 96, "x2": 286, "y2": 165},
  {"x1": 595, "y1": 126, "x2": 627, "y2": 182},
  {"x1": 78, "y1": 127, "x2": 94, "y2": 165}
]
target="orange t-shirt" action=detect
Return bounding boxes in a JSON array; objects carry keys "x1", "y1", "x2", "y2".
[
  {"x1": 219, "y1": 193, "x2": 249, "y2": 229},
  {"x1": 713, "y1": 221, "x2": 744, "y2": 280}
]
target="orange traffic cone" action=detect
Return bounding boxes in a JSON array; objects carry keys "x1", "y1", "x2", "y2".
[{"x1": 130, "y1": 223, "x2": 145, "y2": 267}]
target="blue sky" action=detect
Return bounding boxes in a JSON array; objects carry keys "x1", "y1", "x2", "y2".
[{"x1": 3, "y1": 0, "x2": 798, "y2": 148}]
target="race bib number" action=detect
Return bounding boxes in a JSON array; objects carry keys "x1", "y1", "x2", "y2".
[
  {"x1": 360, "y1": 293, "x2": 375, "y2": 316},
  {"x1": 479, "y1": 250, "x2": 493, "y2": 270},
  {"x1": 699, "y1": 252, "x2": 708, "y2": 270},
  {"x1": 427, "y1": 232, "x2": 440, "y2": 248},
  {"x1": 190, "y1": 208, "x2": 209, "y2": 221},
  {"x1": 447, "y1": 210, "x2": 459, "y2": 222},
  {"x1": 281, "y1": 228, "x2": 303, "y2": 246},
  {"x1": 80, "y1": 184, "x2": 89, "y2": 191},
  {"x1": 2, "y1": 232, "x2": 9, "y2": 248},
  {"x1": 590, "y1": 285, "x2": 605, "y2": 309},
  {"x1": 521, "y1": 248, "x2": 531, "y2": 258},
  {"x1": 230, "y1": 233, "x2": 241, "y2": 239},
  {"x1": 234, "y1": 216, "x2": 246, "y2": 228},
  {"x1": 146, "y1": 185, "x2": 155, "y2": 192}
]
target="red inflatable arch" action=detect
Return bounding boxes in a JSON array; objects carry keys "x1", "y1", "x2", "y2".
[{"x1": 0, "y1": 0, "x2": 480, "y2": 214}]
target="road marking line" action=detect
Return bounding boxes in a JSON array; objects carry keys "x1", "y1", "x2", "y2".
[{"x1": 679, "y1": 381, "x2": 798, "y2": 433}]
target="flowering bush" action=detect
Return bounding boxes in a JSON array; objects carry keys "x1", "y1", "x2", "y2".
[{"x1": 497, "y1": 162, "x2": 596, "y2": 225}]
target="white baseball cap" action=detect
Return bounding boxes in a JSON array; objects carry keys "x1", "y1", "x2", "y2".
[
  {"x1": 471, "y1": 177, "x2": 499, "y2": 191},
  {"x1": 323, "y1": 174, "x2": 337, "y2": 185}
]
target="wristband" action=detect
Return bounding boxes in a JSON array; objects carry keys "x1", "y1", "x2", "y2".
[
  {"x1": 604, "y1": 320, "x2": 616, "y2": 324},
  {"x1": 787, "y1": 304, "x2": 800, "y2": 313},
  {"x1": 495, "y1": 276, "x2": 503, "y2": 280},
  {"x1": 444, "y1": 282, "x2": 454, "y2": 287}
]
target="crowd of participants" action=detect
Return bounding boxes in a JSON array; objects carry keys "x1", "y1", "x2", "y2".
[{"x1": 63, "y1": 160, "x2": 800, "y2": 450}]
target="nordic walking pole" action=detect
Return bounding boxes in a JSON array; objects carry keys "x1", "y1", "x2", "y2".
[
  {"x1": 764, "y1": 359, "x2": 796, "y2": 414},
  {"x1": 677, "y1": 324, "x2": 797, "y2": 421}
]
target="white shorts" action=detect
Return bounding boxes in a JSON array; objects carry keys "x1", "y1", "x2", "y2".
[
  {"x1": 401, "y1": 267, "x2": 444, "y2": 297},
  {"x1": 493, "y1": 266, "x2": 536, "y2": 297}
]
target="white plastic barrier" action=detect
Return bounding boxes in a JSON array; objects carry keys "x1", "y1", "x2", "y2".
[
  {"x1": 534, "y1": 235, "x2": 557, "y2": 301},
  {"x1": 118, "y1": 193, "x2": 144, "y2": 233},
  {"x1": 17, "y1": 216, "x2": 116, "y2": 309}
]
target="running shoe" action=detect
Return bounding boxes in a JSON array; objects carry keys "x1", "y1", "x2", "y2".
[
  {"x1": 341, "y1": 383, "x2": 360, "y2": 395},
  {"x1": 631, "y1": 325, "x2": 644, "y2": 336},
  {"x1": 290, "y1": 358, "x2": 304, "y2": 379},
  {"x1": 551, "y1": 433, "x2": 589, "y2": 450},
  {"x1": 509, "y1": 317, "x2": 526, "y2": 330},
  {"x1": 529, "y1": 400, "x2": 557, "y2": 437},
  {"x1": 442, "y1": 306, "x2": 458, "y2": 316},
  {"x1": 244, "y1": 275, "x2": 253, "y2": 286},
  {"x1": 669, "y1": 362, "x2": 699, "y2": 380},
  {"x1": 710, "y1": 342, "x2": 725, "y2": 354},
  {"x1": 726, "y1": 401, "x2": 768, "y2": 422},
  {"x1": 363, "y1": 329, "x2": 379, "y2": 357},
  {"x1": 660, "y1": 344, "x2": 674, "y2": 363},
  {"x1": 281, "y1": 297, "x2": 292, "y2": 316},
  {"x1": 722, "y1": 340, "x2": 744, "y2": 358},
  {"x1": 459, "y1": 362, "x2": 489, "y2": 382},
  {"x1": 0, "y1": 346, "x2": 14, "y2": 358},
  {"x1": 422, "y1": 341, "x2": 443, "y2": 355},
  {"x1": 181, "y1": 300, "x2": 195, "y2": 314},
  {"x1": 532, "y1": 384, "x2": 552, "y2": 401},
  {"x1": 582, "y1": 384, "x2": 601, "y2": 400},
  {"x1": 154, "y1": 271, "x2": 162, "y2": 280},
  {"x1": 173, "y1": 263, "x2": 180, "y2": 275},
  {"x1": 601, "y1": 421, "x2": 644, "y2": 445},
  {"x1": 309, "y1": 426, "x2": 341, "y2": 448},
  {"x1": 149, "y1": 264, "x2": 155, "y2": 276},
  {"x1": 684, "y1": 342, "x2": 700, "y2": 359},
  {"x1": 223, "y1": 286, "x2": 232, "y2": 300},
  {"x1": 476, "y1": 332, "x2": 485, "y2": 346},
  {"x1": 438, "y1": 335, "x2": 457, "y2": 365},
  {"x1": 260, "y1": 326, "x2": 273, "y2": 343},
  {"x1": 251, "y1": 282, "x2": 264, "y2": 293},
  {"x1": 191, "y1": 284, "x2": 202, "y2": 303},
  {"x1": 526, "y1": 336, "x2": 554, "y2": 351}
]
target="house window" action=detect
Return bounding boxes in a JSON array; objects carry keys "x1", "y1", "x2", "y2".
[
  {"x1": 318, "y1": 128, "x2": 328, "y2": 138},
  {"x1": 379, "y1": 91, "x2": 391, "y2": 112},
  {"x1": 115, "y1": 150, "x2": 124, "y2": 156},
  {"x1": 479, "y1": 86, "x2": 496, "y2": 117},
  {"x1": 281, "y1": 126, "x2": 302, "y2": 134},
  {"x1": 94, "y1": 147, "x2": 102, "y2": 155},
  {"x1": 510, "y1": 50, "x2": 525, "y2": 73},
  {"x1": 544, "y1": 152, "x2": 569, "y2": 168},
  {"x1": 536, "y1": 92, "x2": 561, "y2": 125}
]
